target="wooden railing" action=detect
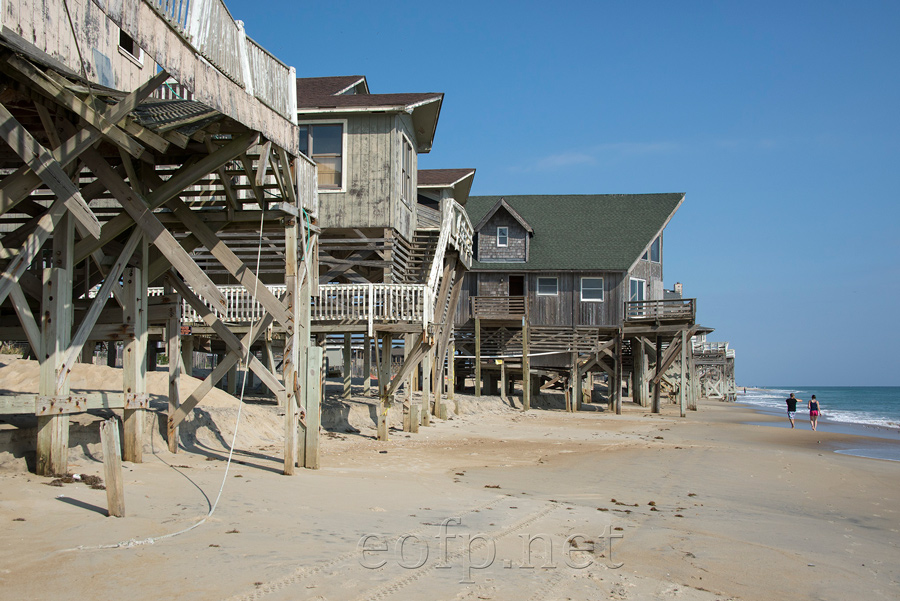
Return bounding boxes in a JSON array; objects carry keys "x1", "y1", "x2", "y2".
[
  {"x1": 625, "y1": 298, "x2": 695, "y2": 322},
  {"x1": 449, "y1": 200, "x2": 474, "y2": 268},
  {"x1": 471, "y1": 296, "x2": 527, "y2": 319},
  {"x1": 147, "y1": 0, "x2": 297, "y2": 123}
]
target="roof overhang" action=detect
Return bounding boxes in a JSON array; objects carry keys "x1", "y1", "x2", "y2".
[{"x1": 417, "y1": 169, "x2": 476, "y2": 204}]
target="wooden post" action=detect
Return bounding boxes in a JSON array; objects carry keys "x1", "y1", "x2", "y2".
[
  {"x1": 652, "y1": 335, "x2": 662, "y2": 414},
  {"x1": 500, "y1": 360, "x2": 508, "y2": 404},
  {"x1": 99, "y1": 418, "x2": 125, "y2": 518},
  {"x1": 679, "y1": 329, "x2": 687, "y2": 417},
  {"x1": 37, "y1": 269, "x2": 70, "y2": 476},
  {"x1": 343, "y1": 332, "x2": 352, "y2": 398},
  {"x1": 80, "y1": 343, "x2": 94, "y2": 364},
  {"x1": 363, "y1": 335, "x2": 372, "y2": 396},
  {"x1": 522, "y1": 318, "x2": 531, "y2": 411},
  {"x1": 409, "y1": 403, "x2": 420, "y2": 433},
  {"x1": 571, "y1": 351, "x2": 581, "y2": 411},
  {"x1": 421, "y1": 347, "x2": 432, "y2": 426},
  {"x1": 302, "y1": 346, "x2": 322, "y2": 468},
  {"x1": 165, "y1": 283, "x2": 181, "y2": 453},
  {"x1": 615, "y1": 333, "x2": 623, "y2": 415},
  {"x1": 689, "y1": 348, "x2": 699, "y2": 411},
  {"x1": 633, "y1": 339, "x2": 644, "y2": 407},
  {"x1": 107, "y1": 342, "x2": 117, "y2": 367},
  {"x1": 181, "y1": 335, "x2": 193, "y2": 377},
  {"x1": 123, "y1": 259, "x2": 148, "y2": 463},
  {"x1": 227, "y1": 363, "x2": 238, "y2": 395},
  {"x1": 474, "y1": 317, "x2": 482, "y2": 397},
  {"x1": 377, "y1": 332, "x2": 391, "y2": 441},
  {"x1": 448, "y1": 338, "x2": 459, "y2": 414}
]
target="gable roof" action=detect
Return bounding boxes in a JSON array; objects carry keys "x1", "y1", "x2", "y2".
[
  {"x1": 473, "y1": 197, "x2": 533, "y2": 233},
  {"x1": 296, "y1": 76, "x2": 368, "y2": 98},
  {"x1": 465, "y1": 193, "x2": 684, "y2": 271}
]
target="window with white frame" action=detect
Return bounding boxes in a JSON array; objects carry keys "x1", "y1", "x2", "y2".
[
  {"x1": 299, "y1": 122, "x2": 345, "y2": 190},
  {"x1": 537, "y1": 277, "x2": 558, "y2": 296},
  {"x1": 629, "y1": 278, "x2": 646, "y2": 302},
  {"x1": 497, "y1": 226, "x2": 508, "y2": 247},
  {"x1": 400, "y1": 134, "x2": 414, "y2": 206},
  {"x1": 581, "y1": 277, "x2": 604, "y2": 301},
  {"x1": 118, "y1": 29, "x2": 144, "y2": 65}
]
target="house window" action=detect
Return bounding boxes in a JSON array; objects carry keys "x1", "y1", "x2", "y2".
[
  {"x1": 629, "y1": 278, "x2": 646, "y2": 302},
  {"x1": 537, "y1": 277, "x2": 558, "y2": 296},
  {"x1": 581, "y1": 277, "x2": 604, "y2": 302},
  {"x1": 118, "y1": 29, "x2": 143, "y2": 65},
  {"x1": 299, "y1": 123, "x2": 345, "y2": 190},
  {"x1": 497, "y1": 226, "x2": 508, "y2": 247},
  {"x1": 401, "y1": 134, "x2": 414, "y2": 206},
  {"x1": 650, "y1": 236, "x2": 661, "y2": 262}
]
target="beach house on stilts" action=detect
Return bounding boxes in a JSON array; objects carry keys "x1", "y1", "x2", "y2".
[
  {"x1": 296, "y1": 76, "x2": 474, "y2": 440},
  {"x1": 456, "y1": 193, "x2": 704, "y2": 415},
  {"x1": 0, "y1": 0, "x2": 320, "y2": 476}
]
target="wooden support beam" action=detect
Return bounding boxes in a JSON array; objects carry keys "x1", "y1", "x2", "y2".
[
  {"x1": 376, "y1": 333, "x2": 391, "y2": 441},
  {"x1": 362, "y1": 335, "x2": 372, "y2": 396},
  {"x1": 73, "y1": 131, "x2": 259, "y2": 263},
  {"x1": 615, "y1": 333, "x2": 623, "y2": 415},
  {"x1": 522, "y1": 318, "x2": 531, "y2": 411},
  {"x1": 0, "y1": 200, "x2": 66, "y2": 308},
  {"x1": 56, "y1": 228, "x2": 142, "y2": 390},
  {"x1": 9, "y1": 283, "x2": 41, "y2": 358},
  {"x1": 167, "y1": 275, "x2": 282, "y2": 397},
  {"x1": 422, "y1": 347, "x2": 432, "y2": 426},
  {"x1": 3, "y1": 55, "x2": 148, "y2": 160},
  {"x1": 679, "y1": 328, "x2": 687, "y2": 418},
  {"x1": 79, "y1": 150, "x2": 227, "y2": 314},
  {"x1": 0, "y1": 102, "x2": 101, "y2": 238},
  {"x1": 0, "y1": 70, "x2": 169, "y2": 217}
]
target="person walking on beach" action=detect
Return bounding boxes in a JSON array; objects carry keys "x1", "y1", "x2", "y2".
[
  {"x1": 809, "y1": 395, "x2": 821, "y2": 431},
  {"x1": 786, "y1": 393, "x2": 799, "y2": 428}
]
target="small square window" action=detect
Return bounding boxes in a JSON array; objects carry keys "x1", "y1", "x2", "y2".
[
  {"x1": 497, "y1": 226, "x2": 508, "y2": 247},
  {"x1": 537, "y1": 277, "x2": 558, "y2": 296},
  {"x1": 581, "y1": 277, "x2": 604, "y2": 301}
]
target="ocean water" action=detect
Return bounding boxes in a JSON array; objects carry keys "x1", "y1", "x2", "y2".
[{"x1": 738, "y1": 386, "x2": 900, "y2": 429}]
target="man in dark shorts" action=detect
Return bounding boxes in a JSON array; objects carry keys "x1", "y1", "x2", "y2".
[{"x1": 786, "y1": 393, "x2": 799, "y2": 428}]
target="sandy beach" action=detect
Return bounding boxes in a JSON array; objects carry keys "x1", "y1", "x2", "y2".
[{"x1": 0, "y1": 360, "x2": 898, "y2": 601}]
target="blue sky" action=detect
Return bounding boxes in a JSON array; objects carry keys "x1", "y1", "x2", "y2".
[{"x1": 228, "y1": 0, "x2": 900, "y2": 385}]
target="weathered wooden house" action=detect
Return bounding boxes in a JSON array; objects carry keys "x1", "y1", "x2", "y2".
[
  {"x1": 0, "y1": 0, "x2": 319, "y2": 476},
  {"x1": 455, "y1": 193, "x2": 700, "y2": 413},
  {"x1": 296, "y1": 76, "x2": 474, "y2": 437}
]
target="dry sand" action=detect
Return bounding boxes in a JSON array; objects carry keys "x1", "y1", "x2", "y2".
[{"x1": 0, "y1": 359, "x2": 898, "y2": 600}]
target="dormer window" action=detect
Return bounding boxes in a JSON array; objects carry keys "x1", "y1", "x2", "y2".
[
  {"x1": 497, "y1": 227, "x2": 508, "y2": 247},
  {"x1": 300, "y1": 122, "x2": 346, "y2": 191}
]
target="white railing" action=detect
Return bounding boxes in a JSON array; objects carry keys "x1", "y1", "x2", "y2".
[
  {"x1": 147, "y1": 0, "x2": 297, "y2": 123},
  {"x1": 144, "y1": 282, "x2": 430, "y2": 335},
  {"x1": 246, "y1": 37, "x2": 295, "y2": 122},
  {"x1": 311, "y1": 283, "x2": 431, "y2": 336},
  {"x1": 148, "y1": 285, "x2": 286, "y2": 323}
]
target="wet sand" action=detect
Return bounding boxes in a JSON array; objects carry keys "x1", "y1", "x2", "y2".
[{"x1": 1, "y1": 374, "x2": 898, "y2": 600}]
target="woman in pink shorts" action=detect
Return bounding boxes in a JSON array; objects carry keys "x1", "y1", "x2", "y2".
[{"x1": 808, "y1": 395, "x2": 821, "y2": 431}]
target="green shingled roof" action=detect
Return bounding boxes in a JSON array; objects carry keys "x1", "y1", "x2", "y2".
[{"x1": 466, "y1": 193, "x2": 684, "y2": 271}]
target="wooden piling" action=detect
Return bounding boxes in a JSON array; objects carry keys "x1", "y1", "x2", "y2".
[
  {"x1": 474, "y1": 317, "x2": 481, "y2": 397},
  {"x1": 522, "y1": 318, "x2": 531, "y2": 411},
  {"x1": 363, "y1": 335, "x2": 372, "y2": 396},
  {"x1": 343, "y1": 333, "x2": 352, "y2": 398},
  {"x1": 165, "y1": 283, "x2": 181, "y2": 453},
  {"x1": 99, "y1": 418, "x2": 125, "y2": 518},
  {"x1": 679, "y1": 329, "x2": 687, "y2": 417},
  {"x1": 651, "y1": 334, "x2": 662, "y2": 414},
  {"x1": 122, "y1": 258, "x2": 147, "y2": 464}
]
